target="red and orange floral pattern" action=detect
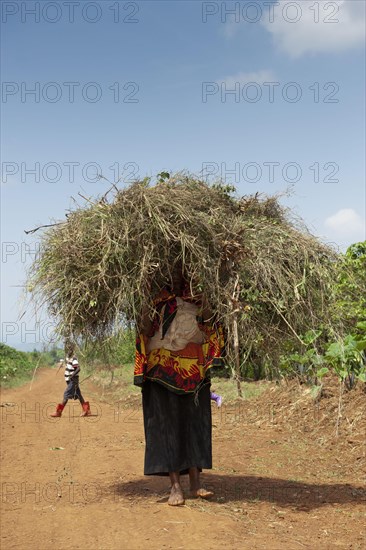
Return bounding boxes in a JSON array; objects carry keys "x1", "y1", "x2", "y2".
[{"x1": 134, "y1": 293, "x2": 224, "y2": 394}]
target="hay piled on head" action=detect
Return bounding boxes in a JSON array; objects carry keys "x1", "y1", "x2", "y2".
[{"x1": 28, "y1": 173, "x2": 337, "y2": 370}]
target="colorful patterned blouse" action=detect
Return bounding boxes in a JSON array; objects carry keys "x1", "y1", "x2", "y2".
[{"x1": 134, "y1": 291, "x2": 224, "y2": 394}]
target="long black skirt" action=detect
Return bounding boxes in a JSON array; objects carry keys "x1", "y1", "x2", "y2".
[{"x1": 142, "y1": 380, "x2": 212, "y2": 476}]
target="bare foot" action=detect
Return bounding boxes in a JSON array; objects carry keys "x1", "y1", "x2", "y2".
[
  {"x1": 168, "y1": 483, "x2": 185, "y2": 506},
  {"x1": 188, "y1": 467, "x2": 214, "y2": 499},
  {"x1": 190, "y1": 487, "x2": 214, "y2": 499}
]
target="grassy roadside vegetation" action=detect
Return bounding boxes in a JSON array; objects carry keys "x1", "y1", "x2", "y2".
[{"x1": 0, "y1": 343, "x2": 63, "y2": 389}]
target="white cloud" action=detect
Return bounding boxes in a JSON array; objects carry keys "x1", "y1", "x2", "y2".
[
  {"x1": 261, "y1": 0, "x2": 365, "y2": 57},
  {"x1": 221, "y1": 70, "x2": 276, "y2": 87},
  {"x1": 222, "y1": 19, "x2": 241, "y2": 39},
  {"x1": 324, "y1": 208, "x2": 365, "y2": 238}
]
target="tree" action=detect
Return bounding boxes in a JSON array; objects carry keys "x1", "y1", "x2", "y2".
[{"x1": 333, "y1": 241, "x2": 366, "y2": 331}]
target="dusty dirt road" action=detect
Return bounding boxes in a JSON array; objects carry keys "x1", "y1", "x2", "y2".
[{"x1": 1, "y1": 368, "x2": 365, "y2": 549}]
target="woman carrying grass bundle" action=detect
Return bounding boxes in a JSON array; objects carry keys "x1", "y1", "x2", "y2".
[{"x1": 134, "y1": 272, "x2": 223, "y2": 506}]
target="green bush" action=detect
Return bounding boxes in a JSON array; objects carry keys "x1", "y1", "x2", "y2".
[
  {"x1": 81, "y1": 328, "x2": 135, "y2": 372},
  {"x1": 0, "y1": 343, "x2": 35, "y2": 382},
  {"x1": 332, "y1": 241, "x2": 366, "y2": 330}
]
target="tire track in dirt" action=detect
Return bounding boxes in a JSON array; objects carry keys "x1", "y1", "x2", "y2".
[{"x1": 1, "y1": 369, "x2": 365, "y2": 550}]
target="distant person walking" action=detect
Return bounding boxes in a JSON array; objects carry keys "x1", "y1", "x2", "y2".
[{"x1": 50, "y1": 342, "x2": 91, "y2": 417}]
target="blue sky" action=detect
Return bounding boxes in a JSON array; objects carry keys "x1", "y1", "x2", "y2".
[{"x1": 1, "y1": 0, "x2": 365, "y2": 350}]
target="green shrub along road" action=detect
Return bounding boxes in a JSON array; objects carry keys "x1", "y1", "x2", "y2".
[{"x1": 0, "y1": 343, "x2": 63, "y2": 388}]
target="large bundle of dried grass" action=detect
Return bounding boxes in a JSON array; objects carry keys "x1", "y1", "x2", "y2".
[{"x1": 28, "y1": 173, "x2": 337, "y2": 369}]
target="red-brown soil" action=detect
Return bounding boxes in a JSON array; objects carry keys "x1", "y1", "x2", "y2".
[{"x1": 1, "y1": 369, "x2": 365, "y2": 549}]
